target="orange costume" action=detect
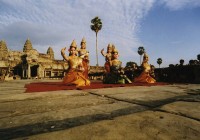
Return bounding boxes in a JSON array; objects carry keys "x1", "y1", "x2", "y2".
[
  {"x1": 61, "y1": 40, "x2": 90, "y2": 87},
  {"x1": 134, "y1": 52, "x2": 156, "y2": 83}
]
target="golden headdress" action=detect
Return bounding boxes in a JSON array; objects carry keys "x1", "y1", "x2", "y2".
[
  {"x1": 107, "y1": 43, "x2": 112, "y2": 48},
  {"x1": 81, "y1": 37, "x2": 86, "y2": 43},
  {"x1": 112, "y1": 44, "x2": 115, "y2": 49},
  {"x1": 112, "y1": 48, "x2": 118, "y2": 54},
  {"x1": 70, "y1": 40, "x2": 77, "y2": 49},
  {"x1": 143, "y1": 52, "x2": 149, "y2": 59}
]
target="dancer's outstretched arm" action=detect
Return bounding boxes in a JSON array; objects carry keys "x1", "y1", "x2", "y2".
[{"x1": 61, "y1": 47, "x2": 69, "y2": 61}]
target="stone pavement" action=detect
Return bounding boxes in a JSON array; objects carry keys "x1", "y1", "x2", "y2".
[{"x1": 0, "y1": 79, "x2": 200, "y2": 140}]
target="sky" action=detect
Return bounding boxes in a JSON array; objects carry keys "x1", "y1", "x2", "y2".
[{"x1": 0, "y1": 0, "x2": 200, "y2": 68}]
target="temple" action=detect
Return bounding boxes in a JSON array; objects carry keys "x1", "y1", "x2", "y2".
[{"x1": 0, "y1": 39, "x2": 68, "y2": 79}]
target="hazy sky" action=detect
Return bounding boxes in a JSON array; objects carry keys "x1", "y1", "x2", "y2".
[{"x1": 0, "y1": 0, "x2": 200, "y2": 67}]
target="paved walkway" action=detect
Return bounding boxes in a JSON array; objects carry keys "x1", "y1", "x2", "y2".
[{"x1": 0, "y1": 79, "x2": 200, "y2": 140}]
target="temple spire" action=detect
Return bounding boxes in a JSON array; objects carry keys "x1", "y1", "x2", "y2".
[
  {"x1": 47, "y1": 46, "x2": 54, "y2": 59},
  {"x1": 23, "y1": 38, "x2": 33, "y2": 52},
  {"x1": 0, "y1": 40, "x2": 8, "y2": 52}
]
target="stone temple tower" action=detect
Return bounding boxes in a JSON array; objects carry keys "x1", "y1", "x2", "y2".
[
  {"x1": 47, "y1": 47, "x2": 54, "y2": 60},
  {"x1": 23, "y1": 38, "x2": 33, "y2": 52},
  {"x1": 0, "y1": 40, "x2": 9, "y2": 60}
]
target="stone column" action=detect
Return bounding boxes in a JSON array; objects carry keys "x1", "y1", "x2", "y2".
[
  {"x1": 37, "y1": 66, "x2": 40, "y2": 78},
  {"x1": 27, "y1": 64, "x2": 31, "y2": 78},
  {"x1": 44, "y1": 71, "x2": 46, "y2": 78},
  {"x1": 26, "y1": 68, "x2": 28, "y2": 78},
  {"x1": 22, "y1": 69, "x2": 24, "y2": 78}
]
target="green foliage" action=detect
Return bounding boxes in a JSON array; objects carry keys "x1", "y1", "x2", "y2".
[
  {"x1": 157, "y1": 58, "x2": 162, "y2": 65},
  {"x1": 157, "y1": 58, "x2": 162, "y2": 68},
  {"x1": 197, "y1": 54, "x2": 200, "y2": 61},
  {"x1": 90, "y1": 16, "x2": 102, "y2": 34},
  {"x1": 137, "y1": 46, "x2": 145, "y2": 65},
  {"x1": 189, "y1": 59, "x2": 195, "y2": 65},
  {"x1": 137, "y1": 46, "x2": 145, "y2": 55},
  {"x1": 169, "y1": 64, "x2": 174, "y2": 67},
  {"x1": 180, "y1": 59, "x2": 184, "y2": 65},
  {"x1": 125, "y1": 61, "x2": 138, "y2": 68}
]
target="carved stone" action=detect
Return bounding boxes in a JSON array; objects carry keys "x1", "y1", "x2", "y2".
[{"x1": 0, "y1": 39, "x2": 68, "y2": 80}]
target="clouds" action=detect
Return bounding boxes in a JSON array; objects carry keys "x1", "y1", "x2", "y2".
[
  {"x1": 0, "y1": 0, "x2": 199, "y2": 66},
  {"x1": 1, "y1": 21, "x2": 66, "y2": 44},
  {"x1": 161, "y1": 0, "x2": 200, "y2": 10},
  {"x1": 0, "y1": 0, "x2": 157, "y2": 66}
]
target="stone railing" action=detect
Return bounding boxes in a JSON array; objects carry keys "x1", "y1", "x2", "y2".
[
  {"x1": 154, "y1": 65, "x2": 200, "y2": 83},
  {"x1": 88, "y1": 66, "x2": 105, "y2": 80}
]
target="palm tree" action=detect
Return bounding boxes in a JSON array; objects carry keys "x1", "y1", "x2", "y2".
[
  {"x1": 197, "y1": 54, "x2": 200, "y2": 63},
  {"x1": 125, "y1": 61, "x2": 138, "y2": 69},
  {"x1": 169, "y1": 64, "x2": 174, "y2": 68},
  {"x1": 90, "y1": 16, "x2": 102, "y2": 66},
  {"x1": 157, "y1": 58, "x2": 162, "y2": 68},
  {"x1": 179, "y1": 59, "x2": 184, "y2": 66},
  {"x1": 189, "y1": 59, "x2": 194, "y2": 65},
  {"x1": 137, "y1": 46, "x2": 145, "y2": 65}
]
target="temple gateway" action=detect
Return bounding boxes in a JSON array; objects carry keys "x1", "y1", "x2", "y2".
[{"x1": 0, "y1": 39, "x2": 68, "y2": 79}]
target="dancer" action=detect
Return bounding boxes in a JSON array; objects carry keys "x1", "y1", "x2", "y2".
[
  {"x1": 61, "y1": 40, "x2": 90, "y2": 87},
  {"x1": 134, "y1": 52, "x2": 156, "y2": 83},
  {"x1": 103, "y1": 48, "x2": 132, "y2": 84},
  {"x1": 101, "y1": 43, "x2": 113, "y2": 73},
  {"x1": 78, "y1": 37, "x2": 89, "y2": 78}
]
